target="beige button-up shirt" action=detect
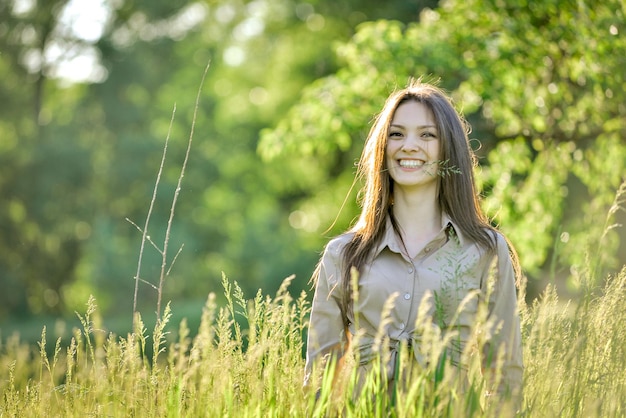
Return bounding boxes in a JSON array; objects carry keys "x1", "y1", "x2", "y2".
[{"x1": 305, "y1": 214, "x2": 523, "y2": 395}]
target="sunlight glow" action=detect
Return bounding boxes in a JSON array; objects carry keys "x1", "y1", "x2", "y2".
[{"x1": 60, "y1": 0, "x2": 110, "y2": 42}]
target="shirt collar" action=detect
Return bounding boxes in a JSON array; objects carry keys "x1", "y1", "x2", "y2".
[
  {"x1": 442, "y1": 213, "x2": 466, "y2": 247},
  {"x1": 374, "y1": 213, "x2": 466, "y2": 256}
]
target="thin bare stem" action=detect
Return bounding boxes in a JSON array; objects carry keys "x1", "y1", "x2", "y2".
[
  {"x1": 155, "y1": 62, "x2": 211, "y2": 319},
  {"x1": 138, "y1": 278, "x2": 158, "y2": 291},
  {"x1": 125, "y1": 218, "x2": 163, "y2": 254},
  {"x1": 131, "y1": 105, "x2": 177, "y2": 323},
  {"x1": 166, "y1": 244, "x2": 185, "y2": 276}
]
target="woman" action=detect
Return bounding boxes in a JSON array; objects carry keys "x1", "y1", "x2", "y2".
[{"x1": 305, "y1": 80, "x2": 523, "y2": 405}]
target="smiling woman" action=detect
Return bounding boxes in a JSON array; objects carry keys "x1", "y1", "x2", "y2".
[
  {"x1": 386, "y1": 101, "x2": 441, "y2": 189},
  {"x1": 305, "y1": 79, "x2": 524, "y2": 412}
]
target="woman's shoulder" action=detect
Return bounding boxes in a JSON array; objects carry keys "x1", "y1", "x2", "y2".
[
  {"x1": 316, "y1": 233, "x2": 355, "y2": 285},
  {"x1": 477, "y1": 226, "x2": 509, "y2": 247},
  {"x1": 481, "y1": 227, "x2": 520, "y2": 270},
  {"x1": 490, "y1": 228, "x2": 514, "y2": 251},
  {"x1": 324, "y1": 232, "x2": 356, "y2": 255}
]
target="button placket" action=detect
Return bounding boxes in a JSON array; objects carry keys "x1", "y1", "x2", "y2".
[{"x1": 401, "y1": 258, "x2": 417, "y2": 333}]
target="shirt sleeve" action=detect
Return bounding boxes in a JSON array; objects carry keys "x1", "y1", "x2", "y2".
[
  {"x1": 482, "y1": 233, "x2": 524, "y2": 398},
  {"x1": 304, "y1": 236, "x2": 348, "y2": 388}
]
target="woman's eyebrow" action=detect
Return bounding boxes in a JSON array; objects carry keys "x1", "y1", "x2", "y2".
[{"x1": 390, "y1": 123, "x2": 437, "y2": 129}]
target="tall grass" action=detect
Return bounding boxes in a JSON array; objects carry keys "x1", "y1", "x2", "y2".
[
  {"x1": 522, "y1": 267, "x2": 626, "y2": 417},
  {"x1": 1, "y1": 263, "x2": 625, "y2": 416}
]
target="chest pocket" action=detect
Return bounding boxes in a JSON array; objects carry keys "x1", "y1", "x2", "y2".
[{"x1": 428, "y1": 250, "x2": 482, "y2": 329}]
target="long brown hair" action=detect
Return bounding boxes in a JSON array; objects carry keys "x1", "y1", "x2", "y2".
[{"x1": 339, "y1": 80, "x2": 507, "y2": 323}]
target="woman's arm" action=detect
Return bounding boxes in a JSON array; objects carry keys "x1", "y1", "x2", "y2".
[
  {"x1": 482, "y1": 233, "x2": 524, "y2": 399},
  {"x1": 304, "y1": 237, "x2": 350, "y2": 389}
]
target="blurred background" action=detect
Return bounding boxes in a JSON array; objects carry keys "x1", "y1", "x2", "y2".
[{"x1": 1, "y1": 0, "x2": 624, "y2": 342}]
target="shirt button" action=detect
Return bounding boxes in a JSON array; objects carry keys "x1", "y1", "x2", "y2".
[
  {"x1": 408, "y1": 267, "x2": 413, "y2": 273},
  {"x1": 400, "y1": 322, "x2": 405, "y2": 329},
  {"x1": 404, "y1": 293, "x2": 411, "y2": 300},
  {"x1": 424, "y1": 247, "x2": 431, "y2": 253}
]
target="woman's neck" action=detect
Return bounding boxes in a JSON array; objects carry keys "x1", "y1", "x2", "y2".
[{"x1": 391, "y1": 187, "x2": 443, "y2": 257}]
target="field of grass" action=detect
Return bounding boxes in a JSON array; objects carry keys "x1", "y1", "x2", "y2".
[{"x1": 1, "y1": 264, "x2": 625, "y2": 417}]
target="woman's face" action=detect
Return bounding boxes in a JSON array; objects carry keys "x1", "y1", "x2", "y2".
[{"x1": 385, "y1": 100, "x2": 441, "y2": 191}]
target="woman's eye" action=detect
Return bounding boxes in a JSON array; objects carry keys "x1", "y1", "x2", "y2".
[
  {"x1": 389, "y1": 131, "x2": 403, "y2": 138},
  {"x1": 422, "y1": 131, "x2": 437, "y2": 139}
]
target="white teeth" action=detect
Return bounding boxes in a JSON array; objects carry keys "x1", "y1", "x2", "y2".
[{"x1": 399, "y1": 159, "x2": 425, "y2": 168}]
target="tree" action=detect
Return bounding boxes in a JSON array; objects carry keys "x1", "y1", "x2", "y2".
[
  {"x1": 260, "y1": 0, "x2": 626, "y2": 293},
  {"x1": 0, "y1": 0, "x2": 429, "y2": 320},
  {"x1": 0, "y1": 0, "x2": 92, "y2": 316}
]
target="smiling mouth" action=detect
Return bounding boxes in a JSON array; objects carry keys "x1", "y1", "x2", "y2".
[{"x1": 398, "y1": 159, "x2": 425, "y2": 168}]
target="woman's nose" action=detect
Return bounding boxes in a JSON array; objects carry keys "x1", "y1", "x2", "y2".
[{"x1": 401, "y1": 134, "x2": 422, "y2": 152}]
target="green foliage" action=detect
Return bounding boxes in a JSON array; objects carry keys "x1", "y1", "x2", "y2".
[
  {"x1": 0, "y1": 0, "x2": 427, "y2": 320},
  {"x1": 260, "y1": 0, "x2": 626, "y2": 287},
  {"x1": 480, "y1": 140, "x2": 574, "y2": 273},
  {"x1": 1, "y1": 0, "x2": 625, "y2": 326}
]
